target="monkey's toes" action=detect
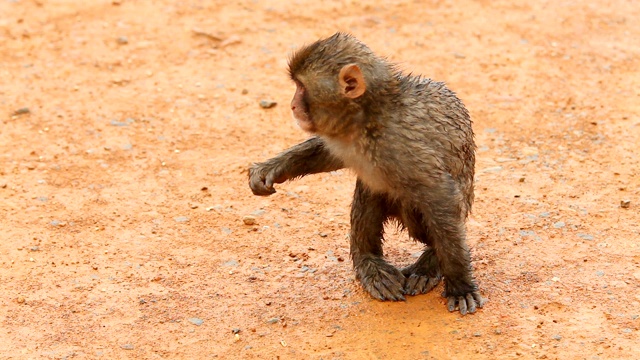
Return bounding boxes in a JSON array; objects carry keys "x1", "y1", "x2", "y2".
[
  {"x1": 356, "y1": 258, "x2": 406, "y2": 301},
  {"x1": 445, "y1": 291, "x2": 485, "y2": 315},
  {"x1": 403, "y1": 274, "x2": 442, "y2": 296}
]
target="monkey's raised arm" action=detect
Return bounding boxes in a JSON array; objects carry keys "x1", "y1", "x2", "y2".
[{"x1": 248, "y1": 136, "x2": 344, "y2": 196}]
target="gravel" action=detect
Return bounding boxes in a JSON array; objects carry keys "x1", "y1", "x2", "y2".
[
  {"x1": 12, "y1": 107, "x2": 30, "y2": 116},
  {"x1": 259, "y1": 100, "x2": 277, "y2": 109},
  {"x1": 188, "y1": 318, "x2": 204, "y2": 326},
  {"x1": 577, "y1": 233, "x2": 594, "y2": 241},
  {"x1": 243, "y1": 215, "x2": 257, "y2": 225}
]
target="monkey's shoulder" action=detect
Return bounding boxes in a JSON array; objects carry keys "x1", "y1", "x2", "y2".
[{"x1": 398, "y1": 75, "x2": 468, "y2": 112}]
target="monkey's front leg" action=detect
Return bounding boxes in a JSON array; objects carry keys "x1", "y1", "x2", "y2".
[
  {"x1": 249, "y1": 136, "x2": 344, "y2": 196},
  {"x1": 350, "y1": 180, "x2": 406, "y2": 301}
]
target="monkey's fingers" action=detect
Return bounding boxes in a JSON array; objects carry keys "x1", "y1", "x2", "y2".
[
  {"x1": 404, "y1": 274, "x2": 440, "y2": 296},
  {"x1": 423, "y1": 276, "x2": 441, "y2": 294},
  {"x1": 447, "y1": 296, "x2": 457, "y2": 312},
  {"x1": 404, "y1": 274, "x2": 426, "y2": 296},
  {"x1": 373, "y1": 281, "x2": 406, "y2": 302},
  {"x1": 249, "y1": 177, "x2": 276, "y2": 196},
  {"x1": 458, "y1": 296, "x2": 468, "y2": 315},
  {"x1": 446, "y1": 292, "x2": 485, "y2": 315},
  {"x1": 248, "y1": 168, "x2": 277, "y2": 196},
  {"x1": 465, "y1": 293, "x2": 477, "y2": 314},
  {"x1": 472, "y1": 292, "x2": 486, "y2": 308}
]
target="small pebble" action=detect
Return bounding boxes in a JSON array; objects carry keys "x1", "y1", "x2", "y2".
[
  {"x1": 577, "y1": 233, "x2": 594, "y2": 241},
  {"x1": 17, "y1": 296, "x2": 25, "y2": 304},
  {"x1": 120, "y1": 344, "x2": 134, "y2": 350},
  {"x1": 259, "y1": 100, "x2": 277, "y2": 109},
  {"x1": 188, "y1": 318, "x2": 204, "y2": 326},
  {"x1": 243, "y1": 215, "x2": 257, "y2": 225},
  {"x1": 552, "y1": 335, "x2": 562, "y2": 341},
  {"x1": 266, "y1": 317, "x2": 280, "y2": 324},
  {"x1": 12, "y1": 107, "x2": 30, "y2": 116},
  {"x1": 222, "y1": 260, "x2": 238, "y2": 267},
  {"x1": 482, "y1": 166, "x2": 503, "y2": 173},
  {"x1": 110, "y1": 119, "x2": 128, "y2": 127},
  {"x1": 174, "y1": 216, "x2": 190, "y2": 223},
  {"x1": 232, "y1": 328, "x2": 241, "y2": 334},
  {"x1": 553, "y1": 221, "x2": 565, "y2": 229},
  {"x1": 620, "y1": 200, "x2": 630, "y2": 209},
  {"x1": 117, "y1": 36, "x2": 128, "y2": 45},
  {"x1": 473, "y1": 332, "x2": 482, "y2": 337}
]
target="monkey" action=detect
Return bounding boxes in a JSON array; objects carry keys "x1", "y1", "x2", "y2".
[{"x1": 248, "y1": 33, "x2": 485, "y2": 315}]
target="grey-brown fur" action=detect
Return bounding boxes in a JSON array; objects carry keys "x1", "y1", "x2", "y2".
[{"x1": 249, "y1": 33, "x2": 484, "y2": 314}]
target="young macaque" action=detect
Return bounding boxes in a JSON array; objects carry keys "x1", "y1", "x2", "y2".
[{"x1": 249, "y1": 33, "x2": 484, "y2": 315}]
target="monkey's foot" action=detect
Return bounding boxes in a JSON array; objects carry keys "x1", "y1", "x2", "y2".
[
  {"x1": 443, "y1": 290, "x2": 486, "y2": 315},
  {"x1": 401, "y1": 271, "x2": 442, "y2": 296},
  {"x1": 400, "y1": 248, "x2": 442, "y2": 296},
  {"x1": 355, "y1": 256, "x2": 406, "y2": 301}
]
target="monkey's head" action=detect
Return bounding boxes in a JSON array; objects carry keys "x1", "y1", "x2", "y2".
[{"x1": 287, "y1": 33, "x2": 395, "y2": 138}]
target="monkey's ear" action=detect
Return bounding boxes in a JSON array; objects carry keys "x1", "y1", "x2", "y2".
[{"x1": 339, "y1": 64, "x2": 366, "y2": 99}]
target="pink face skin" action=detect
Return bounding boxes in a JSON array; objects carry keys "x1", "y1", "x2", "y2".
[{"x1": 291, "y1": 83, "x2": 315, "y2": 133}]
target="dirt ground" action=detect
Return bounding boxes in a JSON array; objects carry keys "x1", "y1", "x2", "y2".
[{"x1": 1, "y1": 0, "x2": 639, "y2": 359}]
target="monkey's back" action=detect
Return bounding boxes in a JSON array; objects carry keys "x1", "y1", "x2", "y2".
[{"x1": 389, "y1": 76, "x2": 476, "y2": 215}]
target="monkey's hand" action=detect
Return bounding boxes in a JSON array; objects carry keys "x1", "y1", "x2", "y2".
[
  {"x1": 355, "y1": 255, "x2": 406, "y2": 301},
  {"x1": 442, "y1": 286, "x2": 486, "y2": 316},
  {"x1": 248, "y1": 162, "x2": 288, "y2": 196}
]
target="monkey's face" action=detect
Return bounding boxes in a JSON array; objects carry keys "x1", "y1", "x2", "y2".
[
  {"x1": 291, "y1": 80, "x2": 315, "y2": 133},
  {"x1": 290, "y1": 65, "x2": 367, "y2": 138}
]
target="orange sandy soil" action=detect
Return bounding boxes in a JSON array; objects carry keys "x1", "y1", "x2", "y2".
[{"x1": 1, "y1": 0, "x2": 639, "y2": 359}]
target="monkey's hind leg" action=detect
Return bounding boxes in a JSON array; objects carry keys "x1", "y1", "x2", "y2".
[
  {"x1": 398, "y1": 209, "x2": 442, "y2": 296},
  {"x1": 401, "y1": 248, "x2": 442, "y2": 296},
  {"x1": 350, "y1": 180, "x2": 406, "y2": 301},
  {"x1": 416, "y1": 176, "x2": 485, "y2": 315}
]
